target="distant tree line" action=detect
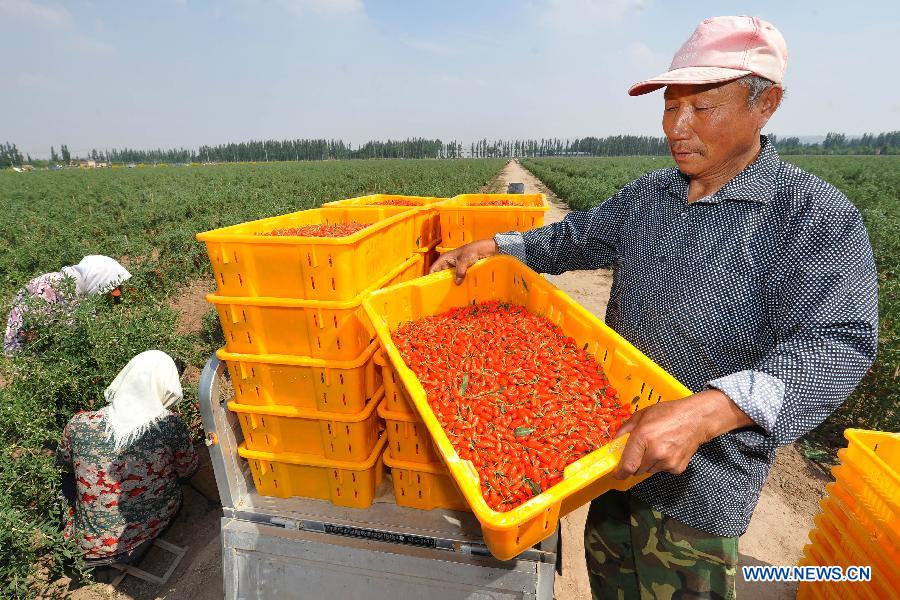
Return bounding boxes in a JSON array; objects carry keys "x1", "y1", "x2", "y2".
[
  {"x1": 1, "y1": 142, "x2": 25, "y2": 167},
  {"x1": 7, "y1": 131, "x2": 900, "y2": 168},
  {"x1": 769, "y1": 132, "x2": 900, "y2": 155}
]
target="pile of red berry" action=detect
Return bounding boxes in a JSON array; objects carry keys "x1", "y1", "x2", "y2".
[
  {"x1": 468, "y1": 199, "x2": 520, "y2": 206},
  {"x1": 372, "y1": 199, "x2": 425, "y2": 206},
  {"x1": 392, "y1": 300, "x2": 632, "y2": 512},
  {"x1": 257, "y1": 222, "x2": 370, "y2": 237}
]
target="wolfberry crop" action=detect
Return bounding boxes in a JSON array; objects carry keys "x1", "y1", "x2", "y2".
[
  {"x1": 257, "y1": 222, "x2": 370, "y2": 237},
  {"x1": 372, "y1": 199, "x2": 425, "y2": 206},
  {"x1": 392, "y1": 300, "x2": 632, "y2": 512},
  {"x1": 467, "y1": 199, "x2": 520, "y2": 206}
]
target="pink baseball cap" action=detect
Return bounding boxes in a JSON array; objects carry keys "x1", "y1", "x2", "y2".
[{"x1": 628, "y1": 16, "x2": 788, "y2": 96}]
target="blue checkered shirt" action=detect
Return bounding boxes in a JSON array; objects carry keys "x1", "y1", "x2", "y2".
[{"x1": 495, "y1": 137, "x2": 878, "y2": 536}]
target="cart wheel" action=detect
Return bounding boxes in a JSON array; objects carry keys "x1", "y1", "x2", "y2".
[{"x1": 507, "y1": 182, "x2": 525, "y2": 194}]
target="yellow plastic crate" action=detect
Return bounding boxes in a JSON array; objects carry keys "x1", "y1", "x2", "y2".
[
  {"x1": 803, "y1": 526, "x2": 886, "y2": 600},
  {"x1": 209, "y1": 254, "x2": 421, "y2": 359},
  {"x1": 437, "y1": 193, "x2": 548, "y2": 250},
  {"x1": 383, "y1": 450, "x2": 469, "y2": 512},
  {"x1": 417, "y1": 241, "x2": 441, "y2": 275},
  {"x1": 229, "y1": 388, "x2": 384, "y2": 460},
  {"x1": 832, "y1": 435, "x2": 899, "y2": 538},
  {"x1": 196, "y1": 206, "x2": 419, "y2": 300},
  {"x1": 378, "y1": 401, "x2": 440, "y2": 463},
  {"x1": 218, "y1": 340, "x2": 381, "y2": 413},
  {"x1": 374, "y1": 349, "x2": 415, "y2": 414},
  {"x1": 828, "y1": 476, "x2": 900, "y2": 552},
  {"x1": 322, "y1": 195, "x2": 447, "y2": 249},
  {"x1": 239, "y1": 436, "x2": 387, "y2": 507},
  {"x1": 362, "y1": 255, "x2": 691, "y2": 560},
  {"x1": 840, "y1": 429, "x2": 899, "y2": 509},
  {"x1": 817, "y1": 495, "x2": 900, "y2": 590}
]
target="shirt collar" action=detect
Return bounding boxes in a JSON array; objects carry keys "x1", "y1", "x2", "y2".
[{"x1": 660, "y1": 135, "x2": 780, "y2": 205}]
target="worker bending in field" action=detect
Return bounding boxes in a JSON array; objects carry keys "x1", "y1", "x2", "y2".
[
  {"x1": 57, "y1": 350, "x2": 198, "y2": 566},
  {"x1": 3, "y1": 255, "x2": 131, "y2": 354},
  {"x1": 432, "y1": 16, "x2": 878, "y2": 599}
]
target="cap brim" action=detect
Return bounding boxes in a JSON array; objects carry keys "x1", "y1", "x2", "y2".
[{"x1": 628, "y1": 66, "x2": 752, "y2": 96}]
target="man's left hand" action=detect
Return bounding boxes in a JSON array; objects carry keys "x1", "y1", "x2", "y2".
[{"x1": 612, "y1": 388, "x2": 754, "y2": 479}]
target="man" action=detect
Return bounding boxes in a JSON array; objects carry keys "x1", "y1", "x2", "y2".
[{"x1": 431, "y1": 16, "x2": 878, "y2": 599}]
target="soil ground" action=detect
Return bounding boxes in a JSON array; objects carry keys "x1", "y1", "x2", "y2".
[{"x1": 67, "y1": 161, "x2": 830, "y2": 599}]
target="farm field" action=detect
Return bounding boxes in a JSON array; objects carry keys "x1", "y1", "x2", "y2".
[
  {"x1": 523, "y1": 155, "x2": 900, "y2": 443},
  {"x1": 0, "y1": 158, "x2": 505, "y2": 597},
  {"x1": 1, "y1": 154, "x2": 896, "y2": 597}
]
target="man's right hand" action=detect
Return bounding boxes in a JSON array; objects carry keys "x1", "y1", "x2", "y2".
[{"x1": 428, "y1": 238, "x2": 500, "y2": 285}]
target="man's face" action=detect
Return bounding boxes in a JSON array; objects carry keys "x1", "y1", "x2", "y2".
[{"x1": 662, "y1": 81, "x2": 769, "y2": 179}]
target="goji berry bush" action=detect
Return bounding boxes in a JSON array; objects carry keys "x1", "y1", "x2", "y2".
[{"x1": 392, "y1": 301, "x2": 632, "y2": 512}]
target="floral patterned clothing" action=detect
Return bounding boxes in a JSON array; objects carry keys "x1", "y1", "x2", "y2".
[
  {"x1": 3, "y1": 271, "x2": 78, "y2": 354},
  {"x1": 57, "y1": 410, "x2": 198, "y2": 558}
]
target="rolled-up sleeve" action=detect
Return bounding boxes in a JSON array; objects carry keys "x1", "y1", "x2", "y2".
[
  {"x1": 708, "y1": 202, "x2": 878, "y2": 448},
  {"x1": 494, "y1": 183, "x2": 632, "y2": 275}
]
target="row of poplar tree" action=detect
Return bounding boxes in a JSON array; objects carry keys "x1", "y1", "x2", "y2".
[{"x1": 4, "y1": 132, "x2": 900, "y2": 167}]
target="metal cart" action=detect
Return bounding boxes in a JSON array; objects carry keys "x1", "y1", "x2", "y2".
[{"x1": 199, "y1": 355, "x2": 557, "y2": 599}]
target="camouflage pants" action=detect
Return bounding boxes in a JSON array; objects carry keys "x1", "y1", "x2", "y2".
[{"x1": 584, "y1": 490, "x2": 738, "y2": 600}]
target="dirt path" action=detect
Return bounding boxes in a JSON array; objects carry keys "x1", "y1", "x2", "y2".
[{"x1": 497, "y1": 159, "x2": 829, "y2": 600}]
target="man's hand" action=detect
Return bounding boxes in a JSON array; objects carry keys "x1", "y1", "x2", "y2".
[
  {"x1": 429, "y1": 238, "x2": 500, "y2": 285},
  {"x1": 612, "y1": 388, "x2": 754, "y2": 479}
]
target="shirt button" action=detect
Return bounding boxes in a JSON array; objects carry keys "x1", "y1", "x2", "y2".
[
  {"x1": 680, "y1": 211, "x2": 687, "y2": 218},
  {"x1": 658, "y1": 256, "x2": 666, "y2": 264}
]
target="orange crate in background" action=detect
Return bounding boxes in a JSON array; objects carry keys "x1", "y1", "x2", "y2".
[
  {"x1": 196, "y1": 206, "x2": 419, "y2": 300},
  {"x1": 239, "y1": 436, "x2": 387, "y2": 508},
  {"x1": 363, "y1": 256, "x2": 690, "y2": 560},
  {"x1": 437, "y1": 193, "x2": 548, "y2": 250},
  {"x1": 209, "y1": 254, "x2": 421, "y2": 359},
  {"x1": 378, "y1": 401, "x2": 440, "y2": 464},
  {"x1": 322, "y1": 194, "x2": 448, "y2": 249},
  {"x1": 374, "y1": 349, "x2": 415, "y2": 414},
  {"x1": 218, "y1": 340, "x2": 381, "y2": 413},
  {"x1": 798, "y1": 429, "x2": 900, "y2": 599},
  {"x1": 383, "y1": 450, "x2": 469, "y2": 512},
  {"x1": 229, "y1": 389, "x2": 384, "y2": 461}
]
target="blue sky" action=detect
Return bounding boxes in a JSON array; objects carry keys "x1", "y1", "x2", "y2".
[{"x1": 2, "y1": 0, "x2": 898, "y2": 158}]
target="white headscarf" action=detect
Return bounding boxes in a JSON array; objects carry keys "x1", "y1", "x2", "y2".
[
  {"x1": 62, "y1": 255, "x2": 131, "y2": 295},
  {"x1": 101, "y1": 350, "x2": 183, "y2": 450}
]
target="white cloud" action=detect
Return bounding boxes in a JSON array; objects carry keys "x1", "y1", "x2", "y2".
[
  {"x1": 276, "y1": 0, "x2": 363, "y2": 18},
  {"x1": 0, "y1": 0, "x2": 71, "y2": 27},
  {"x1": 533, "y1": 0, "x2": 646, "y2": 33},
  {"x1": 15, "y1": 71, "x2": 68, "y2": 92},
  {"x1": 69, "y1": 33, "x2": 114, "y2": 55},
  {"x1": 626, "y1": 41, "x2": 665, "y2": 70},
  {"x1": 405, "y1": 39, "x2": 463, "y2": 58}
]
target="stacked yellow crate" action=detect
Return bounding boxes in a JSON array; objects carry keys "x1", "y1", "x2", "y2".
[
  {"x1": 797, "y1": 429, "x2": 899, "y2": 599},
  {"x1": 197, "y1": 205, "x2": 427, "y2": 508},
  {"x1": 374, "y1": 350, "x2": 469, "y2": 511},
  {"x1": 435, "y1": 193, "x2": 549, "y2": 254}
]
